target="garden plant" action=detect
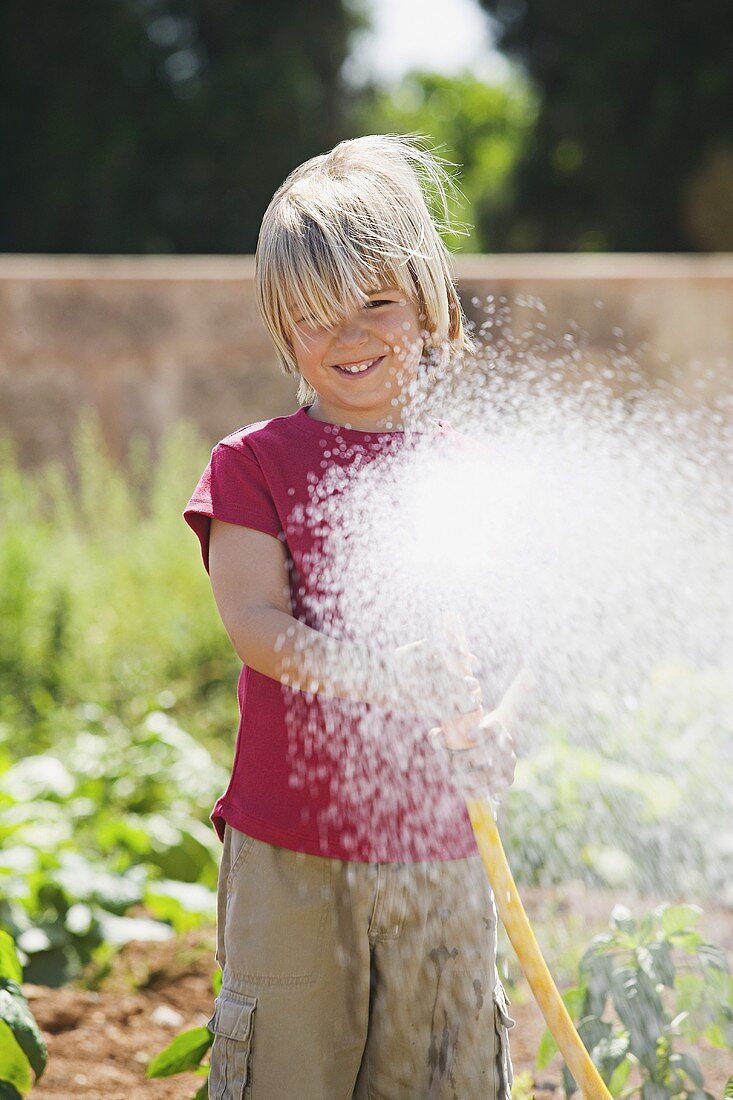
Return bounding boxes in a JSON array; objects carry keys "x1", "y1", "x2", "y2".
[{"x1": 0, "y1": 416, "x2": 730, "y2": 1094}]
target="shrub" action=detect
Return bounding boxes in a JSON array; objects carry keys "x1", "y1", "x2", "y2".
[{"x1": 538, "y1": 904, "x2": 733, "y2": 1097}]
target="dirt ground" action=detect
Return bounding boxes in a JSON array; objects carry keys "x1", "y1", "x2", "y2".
[{"x1": 24, "y1": 885, "x2": 733, "y2": 1099}]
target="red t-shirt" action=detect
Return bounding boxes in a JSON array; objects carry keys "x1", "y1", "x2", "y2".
[{"x1": 183, "y1": 405, "x2": 478, "y2": 861}]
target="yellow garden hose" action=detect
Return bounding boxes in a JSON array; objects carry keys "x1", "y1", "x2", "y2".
[
  {"x1": 434, "y1": 615, "x2": 612, "y2": 1096},
  {"x1": 466, "y1": 796, "x2": 613, "y2": 1099}
]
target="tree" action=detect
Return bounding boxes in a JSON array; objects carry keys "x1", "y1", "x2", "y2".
[
  {"x1": 0, "y1": 0, "x2": 366, "y2": 253},
  {"x1": 350, "y1": 71, "x2": 538, "y2": 252},
  {"x1": 476, "y1": 1, "x2": 733, "y2": 251}
]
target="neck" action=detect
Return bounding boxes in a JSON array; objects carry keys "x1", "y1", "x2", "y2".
[
  {"x1": 306, "y1": 390, "x2": 434, "y2": 434},
  {"x1": 306, "y1": 399, "x2": 402, "y2": 433}
]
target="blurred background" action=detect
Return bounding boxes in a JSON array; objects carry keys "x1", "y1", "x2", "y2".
[
  {"x1": 1, "y1": 5, "x2": 732, "y2": 1097},
  {"x1": 3, "y1": 0, "x2": 733, "y2": 255},
  {"x1": 1, "y1": 0, "x2": 732, "y2": 469}
]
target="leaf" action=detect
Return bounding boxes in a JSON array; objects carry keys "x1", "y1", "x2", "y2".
[
  {"x1": 0, "y1": 1020, "x2": 31, "y2": 1095},
  {"x1": 697, "y1": 942, "x2": 729, "y2": 973},
  {"x1": 724, "y1": 1078, "x2": 733, "y2": 1099},
  {"x1": 610, "y1": 968, "x2": 665, "y2": 1069},
  {"x1": 53, "y1": 855, "x2": 143, "y2": 913},
  {"x1": 146, "y1": 1026, "x2": 213, "y2": 1079},
  {"x1": 641, "y1": 1083, "x2": 668, "y2": 1100},
  {"x1": 660, "y1": 904, "x2": 702, "y2": 937},
  {"x1": 0, "y1": 756, "x2": 75, "y2": 800},
  {"x1": 701, "y1": 1021, "x2": 727, "y2": 1050},
  {"x1": 193, "y1": 1082, "x2": 209, "y2": 1100},
  {"x1": 647, "y1": 941, "x2": 675, "y2": 987},
  {"x1": 0, "y1": 933, "x2": 22, "y2": 985},
  {"x1": 144, "y1": 880, "x2": 216, "y2": 915},
  {"x1": 608, "y1": 1057, "x2": 632, "y2": 1095},
  {"x1": 668, "y1": 930, "x2": 703, "y2": 952},
  {"x1": 561, "y1": 1062, "x2": 578, "y2": 1098},
  {"x1": 0, "y1": 980, "x2": 47, "y2": 1079},
  {"x1": 637, "y1": 941, "x2": 675, "y2": 988},
  {"x1": 579, "y1": 933, "x2": 614, "y2": 975},
  {"x1": 536, "y1": 1026, "x2": 558, "y2": 1071},
  {"x1": 561, "y1": 985, "x2": 586, "y2": 1020},
  {"x1": 144, "y1": 880, "x2": 216, "y2": 935},
  {"x1": 669, "y1": 1052, "x2": 704, "y2": 1086},
  {"x1": 577, "y1": 1015, "x2": 612, "y2": 1055},
  {"x1": 674, "y1": 972, "x2": 705, "y2": 1014},
  {"x1": 592, "y1": 1033, "x2": 629, "y2": 1076},
  {"x1": 610, "y1": 905, "x2": 635, "y2": 934},
  {"x1": 582, "y1": 954, "x2": 613, "y2": 1017},
  {"x1": 0, "y1": 1083, "x2": 23, "y2": 1100},
  {"x1": 94, "y1": 911, "x2": 174, "y2": 946}
]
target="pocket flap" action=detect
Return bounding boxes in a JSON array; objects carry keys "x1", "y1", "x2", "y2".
[
  {"x1": 207, "y1": 990, "x2": 257, "y2": 1042},
  {"x1": 492, "y1": 979, "x2": 516, "y2": 1029}
]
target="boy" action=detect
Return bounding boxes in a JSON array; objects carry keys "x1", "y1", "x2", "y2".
[{"x1": 184, "y1": 134, "x2": 516, "y2": 1098}]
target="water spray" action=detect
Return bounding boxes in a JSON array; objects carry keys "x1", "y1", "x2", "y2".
[{"x1": 308, "y1": 327, "x2": 731, "y2": 1090}]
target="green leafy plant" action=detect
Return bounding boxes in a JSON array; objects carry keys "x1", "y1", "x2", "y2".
[
  {"x1": 0, "y1": 413, "x2": 238, "y2": 757},
  {"x1": 146, "y1": 966, "x2": 221, "y2": 1098},
  {"x1": 538, "y1": 904, "x2": 733, "y2": 1097},
  {"x1": 506, "y1": 665, "x2": 733, "y2": 897},
  {"x1": 0, "y1": 707, "x2": 223, "y2": 986},
  {"x1": 0, "y1": 928, "x2": 47, "y2": 1097}
]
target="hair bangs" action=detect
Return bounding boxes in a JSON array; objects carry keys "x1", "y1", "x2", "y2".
[{"x1": 269, "y1": 205, "x2": 422, "y2": 348}]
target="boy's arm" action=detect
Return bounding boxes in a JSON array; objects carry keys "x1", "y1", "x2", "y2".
[{"x1": 208, "y1": 518, "x2": 481, "y2": 726}]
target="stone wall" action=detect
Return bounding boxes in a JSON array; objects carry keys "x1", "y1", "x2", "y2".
[{"x1": 1, "y1": 254, "x2": 731, "y2": 468}]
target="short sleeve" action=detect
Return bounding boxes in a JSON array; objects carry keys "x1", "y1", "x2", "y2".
[{"x1": 183, "y1": 441, "x2": 283, "y2": 573}]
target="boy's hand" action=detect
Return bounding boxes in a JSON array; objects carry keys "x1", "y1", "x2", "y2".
[
  {"x1": 429, "y1": 668, "x2": 536, "y2": 802},
  {"x1": 390, "y1": 638, "x2": 484, "y2": 730}
]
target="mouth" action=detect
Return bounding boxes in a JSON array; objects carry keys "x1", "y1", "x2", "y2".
[{"x1": 331, "y1": 355, "x2": 385, "y2": 378}]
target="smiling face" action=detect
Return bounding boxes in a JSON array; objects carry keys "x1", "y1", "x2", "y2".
[{"x1": 290, "y1": 288, "x2": 425, "y2": 430}]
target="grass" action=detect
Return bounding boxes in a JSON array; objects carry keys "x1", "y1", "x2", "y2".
[{"x1": 0, "y1": 412, "x2": 240, "y2": 763}]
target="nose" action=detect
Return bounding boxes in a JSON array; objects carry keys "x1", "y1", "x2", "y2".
[{"x1": 334, "y1": 316, "x2": 369, "y2": 350}]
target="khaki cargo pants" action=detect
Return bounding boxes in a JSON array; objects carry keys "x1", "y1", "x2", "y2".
[{"x1": 207, "y1": 823, "x2": 514, "y2": 1099}]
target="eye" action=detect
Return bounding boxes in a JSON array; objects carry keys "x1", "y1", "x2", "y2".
[
  {"x1": 364, "y1": 299, "x2": 392, "y2": 310},
  {"x1": 294, "y1": 315, "x2": 323, "y2": 332}
]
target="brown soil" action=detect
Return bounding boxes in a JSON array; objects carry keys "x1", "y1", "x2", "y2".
[{"x1": 24, "y1": 885, "x2": 733, "y2": 1099}]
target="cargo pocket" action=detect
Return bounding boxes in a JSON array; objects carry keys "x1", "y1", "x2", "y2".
[
  {"x1": 207, "y1": 989, "x2": 257, "y2": 1100},
  {"x1": 492, "y1": 979, "x2": 515, "y2": 1100}
]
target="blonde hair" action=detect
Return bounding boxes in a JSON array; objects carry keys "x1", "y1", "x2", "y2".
[{"x1": 254, "y1": 133, "x2": 474, "y2": 405}]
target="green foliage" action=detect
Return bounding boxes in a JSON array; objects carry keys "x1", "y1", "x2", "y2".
[
  {"x1": 0, "y1": 930, "x2": 46, "y2": 1097},
  {"x1": 0, "y1": 407, "x2": 729, "y2": 1100},
  {"x1": 350, "y1": 71, "x2": 538, "y2": 252},
  {"x1": 147, "y1": 967, "x2": 221, "y2": 1091},
  {"x1": 0, "y1": 412, "x2": 240, "y2": 983},
  {"x1": 0, "y1": 704, "x2": 226, "y2": 985},
  {"x1": 0, "y1": 0, "x2": 367, "y2": 253},
  {"x1": 0, "y1": 411, "x2": 239, "y2": 757},
  {"x1": 538, "y1": 904, "x2": 731, "y2": 1097},
  {"x1": 504, "y1": 665, "x2": 733, "y2": 897},
  {"x1": 146, "y1": 1025, "x2": 213, "y2": 1079},
  {"x1": 477, "y1": 1, "x2": 733, "y2": 251},
  {"x1": 511, "y1": 1070, "x2": 535, "y2": 1099},
  {"x1": 0, "y1": 414, "x2": 233, "y2": 994}
]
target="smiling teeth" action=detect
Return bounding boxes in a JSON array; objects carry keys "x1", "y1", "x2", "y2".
[{"x1": 340, "y1": 358, "x2": 377, "y2": 373}]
